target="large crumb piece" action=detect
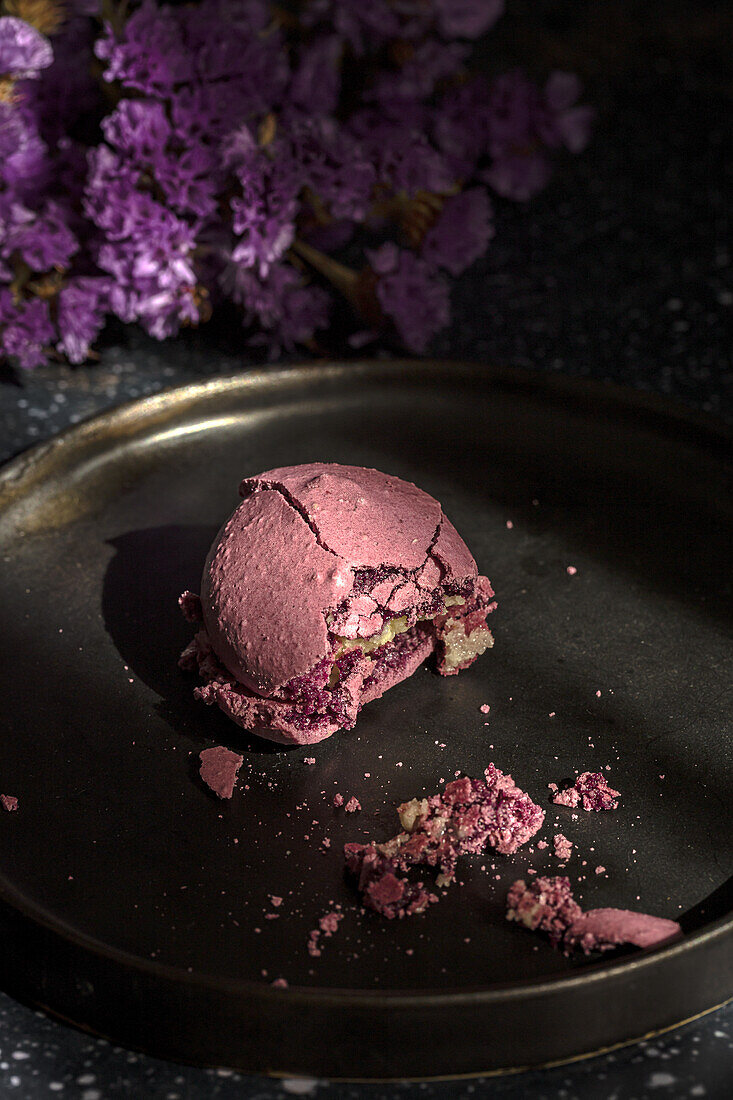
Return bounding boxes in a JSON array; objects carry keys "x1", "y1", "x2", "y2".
[
  {"x1": 199, "y1": 746, "x2": 244, "y2": 799},
  {"x1": 345, "y1": 766, "x2": 544, "y2": 917},
  {"x1": 506, "y1": 876, "x2": 681, "y2": 955},
  {"x1": 344, "y1": 845, "x2": 439, "y2": 919},
  {"x1": 552, "y1": 771, "x2": 619, "y2": 811},
  {"x1": 1, "y1": 794, "x2": 18, "y2": 812},
  {"x1": 506, "y1": 876, "x2": 582, "y2": 945},
  {"x1": 553, "y1": 834, "x2": 573, "y2": 861}
]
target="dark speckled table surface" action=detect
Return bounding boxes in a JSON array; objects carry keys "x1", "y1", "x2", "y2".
[{"x1": 1, "y1": 2, "x2": 732, "y2": 1096}]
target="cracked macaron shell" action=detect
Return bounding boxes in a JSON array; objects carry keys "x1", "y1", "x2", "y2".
[
  {"x1": 201, "y1": 489, "x2": 353, "y2": 696},
  {"x1": 202, "y1": 463, "x2": 479, "y2": 697},
  {"x1": 240, "y1": 463, "x2": 444, "y2": 570}
]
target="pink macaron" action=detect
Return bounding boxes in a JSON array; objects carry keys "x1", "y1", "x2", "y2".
[{"x1": 179, "y1": 463, "x2": 496, "y2": 745}]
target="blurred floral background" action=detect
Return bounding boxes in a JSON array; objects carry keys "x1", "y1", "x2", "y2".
[{"x1": 0, "y1": 0, "x2": 593, "y2": 369}]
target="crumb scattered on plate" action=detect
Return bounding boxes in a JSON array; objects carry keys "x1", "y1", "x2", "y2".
[
  {"x1": 552, "y1": 771, "x2": 619, "y2": 811},
  {"x1": 345, "y1": 767, "x2": 544, "y2": 918},
  {"x1": 553, "y1": 834, "x2": 573, "y2": 861}
]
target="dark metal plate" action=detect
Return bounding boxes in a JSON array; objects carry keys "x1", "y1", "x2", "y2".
[{"x1": 0, "y1": 361, "x2": 731, "y2": 1078}]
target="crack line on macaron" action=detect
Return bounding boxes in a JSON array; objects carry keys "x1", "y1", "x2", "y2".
[
  {"x1": 239, "y1": 465, "x2": 445, "y2": 572},
  {"x1": 240, "y1": 476, "x2": 346, "y2": 561}
]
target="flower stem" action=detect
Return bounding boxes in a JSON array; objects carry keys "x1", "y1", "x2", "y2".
[{"x1": 290, "y1": 239, "x2": 359, "y2": 304}]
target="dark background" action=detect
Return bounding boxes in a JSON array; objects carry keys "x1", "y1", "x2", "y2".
[{"x1": 0, "y1": 1, "x2": 731, "y2": 1096}]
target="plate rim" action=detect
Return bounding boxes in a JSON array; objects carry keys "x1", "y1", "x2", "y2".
[{"x1": 2, "y1": 359, "x2": 731, "y2": 504}]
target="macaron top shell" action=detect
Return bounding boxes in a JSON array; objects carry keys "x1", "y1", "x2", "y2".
[
  {"x1": 240, "y1": 463, "x2": 443, "y2": 571},
  {"x1": 201, "y1": 488, "x2": 352, "y2": 696},
  {"x1": 203, "y1": 463, "x2": 479, "y2": 696}
]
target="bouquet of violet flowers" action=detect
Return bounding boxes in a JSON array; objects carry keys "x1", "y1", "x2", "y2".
[{"x1": 0, "y1": 0, "x2": 593, "y2": 370}]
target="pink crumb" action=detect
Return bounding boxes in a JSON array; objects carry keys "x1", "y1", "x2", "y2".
[
  {"x1": 566, "y1": 565, "x2": 577, "y2": 575},
  {"x1": 345, "y1": 797, "x2": 361, "y2": 813},
  {"x1": 548, "y1": 712, "x2": 556, "y2": 718},
  {"x1": 595, "y1": 866, "x2": 606, "y2": 875},
  {"x1": 304, "y1": 757, "x2": 316, "y2": 765},
  {"x1": 319, "y1": 912, "x2": 343, "y2": 935},
  {"x1": 321, "y1": 838, "x2": 331, "y2": 849},
  {"x1": 480, "y1": 704, "x2": 491, "y2": 714},
  {"x1": 199, "y1": 746, "x2": 243, "y2": 799},
  {"x1": 269, "y1": 896, "x2": 283, "y2": 907},
  {"x1": 307, "y1": 932, "x2": 321, "y2": 957},
  {"x1": 506, "y1": 520, "x2": 514, "y2": 529},
  {"x1": 552, "y1": 771, "x2": 620, "y2": 811},
  {"x1": 1, "y1": 794, "x2": 18, "y2": 812},
  {"x1": 333, "y1": 793, "x2": 344, "y2": 807},
  {"x1": 271, "y1": 978, "x2": 288, "y2": 988},
  {"x1": 308, "y1": 910, "x2": 343, "y2": 957},
  {"x1": 553, "y1": 834, "x2": 573, "y2": 861},
  {"x1": 595, "y1": 690, "x2": 602, "y2": 698},
  {"x1": 537, "y1": 840, "x2": 549, "y2": 850}
]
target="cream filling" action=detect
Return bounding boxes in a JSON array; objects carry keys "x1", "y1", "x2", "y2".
[
  {"x1": 333, "y1": 595, "x2": 464, "y2": 659},
  {"x1": 328, "y1": 595, "x2": 467, "y2": 686},
  {"x1": 440, "y1": 618, "x2": 493, "y2": 671}
]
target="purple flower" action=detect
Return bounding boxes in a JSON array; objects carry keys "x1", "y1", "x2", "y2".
[
  {"x1": 422, "y1": 188, "x2": 494, "y2": 276},
  {"x1": 433, "y1": 76, "x2": 491, "y2": 178},
  {"x1": 0, "y1": 100, "x2": 48, "y2": 198},
  {"x1": 350, "y1": 112, "x2": 454, "y2": 196},
  {"x1": 541, "y1": 72, "x2": 594, "y2": 154},
  {"x1": 56, "y1": 276, "x2": 110, "y2": 364},
  {"x1": 225, "y1": 127, "x2": 301, "y2": 276},
  {"x1": 97, "y1": 1, "x2": 287, "y2": 122},
  {"x1": 86, "y1": 151, "x2": 201, "y2": 339},
  {"x1": 0, "y1": 290, "x2": 55, "y2": 370},
  {"x1": 8, "y1": 199, "x2": 78, "y2": 271},
  {"x1": 84, "y1": 145, "x2": 145, "y2": 239},
  {"x1": 289, "y1": 117, "x2": 375, "y2": 221},
  {"x1": 98, "y1": 207, "x2": 199, "y2": 339},
  {"x1": 303, "y1": 0, "x2": 405, "y2": 54},
  {"x1": 0, "y1": 16, "x2": 53, "y2": 80},
  {"x1": 288, "y1": 34, "x2": 342, "y2": 118},
  {"x1": 434, "y1": 0, "x2": 504, "y2": 39},
  {"x1": 155, "y1": 144, "x2": 219, "y2": 220},
  {"x1": 0, "y1": 195, "x2": 32, "y2": 279},
  {"x1": 95, "y1": 1, "x2": 193, "y2": 94},
  {"x1": 368, "y1": 39, "x2": 470, "y2": 103},
  {"x1": 102, "y1": 99, "x2": 171, "y2": 158},
  {"x1": 368, "y1": 244, "x2": 450, "y2": 353},
  {"x1": 226, "y1": 261, "x2": 331, "y2": 353},
  {"x1": 100, "y1": 100, "x2": 218, "y2": 220},
  {"x1": 481, "y1": 70, "x2": 593, "y2": 201},
  {"x1": 481, "y1": 153, "x2": 551, "y2": 204},
  {"x1": 185, "y1": 0, "x2": 282, "y2": 83}
]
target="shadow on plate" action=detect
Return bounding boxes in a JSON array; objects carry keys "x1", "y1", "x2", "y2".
[{"x1": 102, "y1": 525, "x2": 283, "y2": 756}]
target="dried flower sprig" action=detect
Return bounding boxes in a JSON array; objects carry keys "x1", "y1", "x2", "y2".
[{"x1": 0, "y1": 0, "x2": 593, "y2": 369}]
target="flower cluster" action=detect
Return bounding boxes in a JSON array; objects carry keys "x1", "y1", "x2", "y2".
[{"x1": 0, "y1": 0, "x2": 592, "y2": 369}]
